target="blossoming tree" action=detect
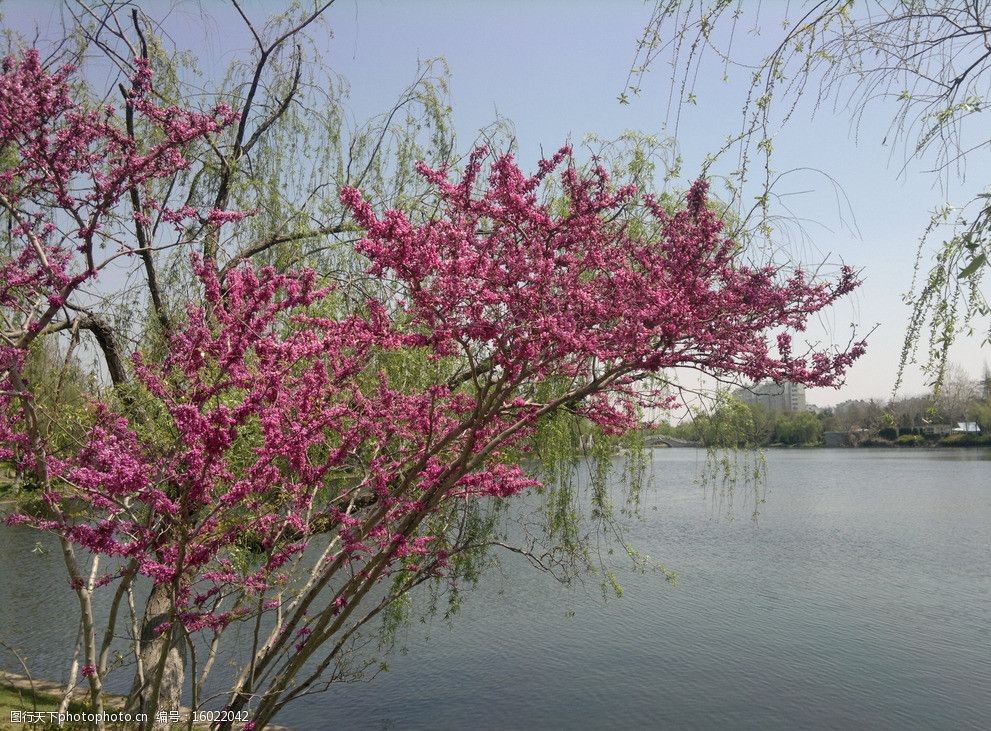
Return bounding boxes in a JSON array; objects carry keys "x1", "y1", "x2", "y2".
[{"x1": 1, "y1": 34, "x2": 865, "y2": 731}]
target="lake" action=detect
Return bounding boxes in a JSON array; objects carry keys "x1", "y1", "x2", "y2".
[{"x1": 2, "y1": 449, "x2": 989, "y2": 729}]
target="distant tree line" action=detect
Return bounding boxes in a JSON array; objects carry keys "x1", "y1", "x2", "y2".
[
  {"x1": 655, "y1": 364, "x2": 991, "y2": 448},
  {"x1": 654, "y1": 395, "x2": 825, "y2": 448}
]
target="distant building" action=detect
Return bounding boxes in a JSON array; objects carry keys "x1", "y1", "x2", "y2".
[
  {"x1": 733, "y1": 380, "x2": 807, "y2": 413},
  {"x1": 954, "y1": 421, "x2": 981, "y2": 433},
  {"x1": 823, "y1": 431, "x2": 851, "y2": 448},
  {"x1": 921, "y1": 423, "x2": 953, "y2": 437}
]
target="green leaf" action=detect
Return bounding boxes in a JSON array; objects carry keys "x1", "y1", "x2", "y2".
[{"x1": 958, "y1": 253, "x2": 987, "y2": 279}]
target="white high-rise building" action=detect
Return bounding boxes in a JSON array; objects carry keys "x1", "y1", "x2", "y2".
[{"x1": 733, "y1": 380, "x2": 807, "y2": 413}]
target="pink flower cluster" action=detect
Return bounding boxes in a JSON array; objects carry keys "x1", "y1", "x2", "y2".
[
  {"x1": 343, "y1": 147, "x2": 865, "y2": 412},
  {"x1": 0, "y1": 50, "x2": 238, "y2": 353}
]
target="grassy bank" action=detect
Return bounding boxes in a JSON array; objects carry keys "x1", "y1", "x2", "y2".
[
  {"x1": 1, "y1": 677, "x2": 290, "y2": 730},
  {"x1": 0, "y1": 681, "x2": 90, "y2": 731}
]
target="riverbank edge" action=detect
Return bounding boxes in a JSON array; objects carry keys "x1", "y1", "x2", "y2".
[{"x1": 0, "y1": 672, "x2": 290, "y2": 730}]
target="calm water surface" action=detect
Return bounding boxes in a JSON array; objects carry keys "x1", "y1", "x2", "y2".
[{"x1": 2, "y1": 449, "x2": 989, "y2": 730}]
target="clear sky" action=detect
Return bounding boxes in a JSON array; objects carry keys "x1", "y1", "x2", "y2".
[{"x1": 4, "y1": 0, "x2": 988, "y2": 406}]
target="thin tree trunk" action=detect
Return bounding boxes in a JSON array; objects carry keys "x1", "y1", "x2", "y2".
[
  {"x1": 58, "y1": 621, "x2": 83, "y2": 715},
  {"x1": 126, "y1": 583, "x2": 186, "y2": 731}
]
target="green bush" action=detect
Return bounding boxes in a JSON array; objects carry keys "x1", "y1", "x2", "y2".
[
  {"x1": 939, "y1": 432, "x2": 990, "y2": 447},
  {"x1": 774, "y1": 411, "x2": 823, "y2": 446},
  {"x1": 895, "y1": 434, "x2": 925, "y2": 446}
]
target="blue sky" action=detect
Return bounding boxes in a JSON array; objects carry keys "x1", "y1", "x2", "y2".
[{"x1": 5, "y1": 0, "x2": 988, "y2": 405}]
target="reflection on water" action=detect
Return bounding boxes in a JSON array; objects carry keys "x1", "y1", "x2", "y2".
[{"x1": 2, "y1": 450, "x2": 989, "y2": 729}]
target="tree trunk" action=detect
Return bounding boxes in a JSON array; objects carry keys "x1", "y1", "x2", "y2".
[{"x1": 127, "y1": 583, "x2": 186, "y2": 731}]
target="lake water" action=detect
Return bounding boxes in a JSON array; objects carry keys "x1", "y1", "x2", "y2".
[{"x1": 2, "y1": 449, "x2": 989, "y2": 729}]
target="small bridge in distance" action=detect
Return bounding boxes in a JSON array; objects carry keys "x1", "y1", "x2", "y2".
[{"x1": 644, "y1": 434, "x2": 700, "y2": 448}]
